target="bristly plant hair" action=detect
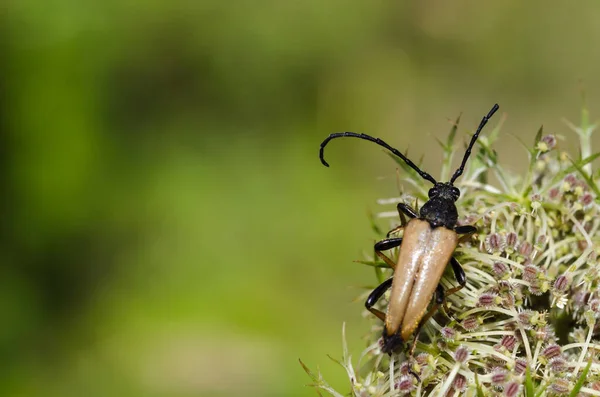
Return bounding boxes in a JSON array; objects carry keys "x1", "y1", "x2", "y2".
[{"x1": 319, "y1": 104, "x2": 499, "y2": 186}]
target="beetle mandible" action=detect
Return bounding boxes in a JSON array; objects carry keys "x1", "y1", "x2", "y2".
[{"x1": 319, "y1": 104, "x2": 499, "y2": 355}]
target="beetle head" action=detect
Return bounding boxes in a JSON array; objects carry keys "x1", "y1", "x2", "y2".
[
  {"x1": 428, "y1": 182, "x2": 460, "y2": 201},
  {"x1": 420, "y1": 183, "x2": 460, "y2": 228}
]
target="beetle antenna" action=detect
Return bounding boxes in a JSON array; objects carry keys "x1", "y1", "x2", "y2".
[
  {"x1": 450, "y1": 104, "x2": 499, "y2": 184},
  {"x1": 320, "y1": 132, "x2": 437, "y2": 185}
]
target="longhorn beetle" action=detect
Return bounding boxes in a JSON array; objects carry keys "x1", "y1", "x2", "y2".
[{"x1": 319, "y1": 104, "x2": 499, "y2": 355}]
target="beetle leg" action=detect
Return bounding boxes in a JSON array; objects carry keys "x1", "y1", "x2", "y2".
[
  {"x1": 374, "y1": 237, "x2": 402, "y2": 269},
  {"x1": 386, "y1": 203, "x2": 418, "y2": 237},
  {"x1": 445, "y1": 257, "x2": 467, "y2": 297},
  {"x1": 376, "y1": 251, "x2": 396, "y2": 269},
  {"x1": 408, "y1": 285, "x2": 445, "y2": 357},
  {"x1": 455, "y1": 225, "x2": 477, "y2": 234},
  {"x1": 436, "y1": 257, "x2": 468, "y2": 317},
  {"x1": 455, "y1": 225, "x2": 477, "y2": 243},
  {"x1": 374, "y1": 237, "x2": 403, "y2": 251},
  {"x1": 386, "y1": 225, "x2": 403, "y2": 237},
  {"x1": 434, "y1": 283, "x2": 446, "y2": 304},
  {"x1": 398, "y1": 203, "x2": 418, "y2": 219},
  {"x1": 407, "y1": 366, "x2": 421, "y2": 383},
  {"x1": 365, "y1": 278, "x2": 393, "y2": 322}
]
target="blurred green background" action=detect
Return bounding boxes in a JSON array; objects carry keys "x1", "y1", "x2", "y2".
[{"x1": 2, "y1": 1, "x2": 600, "y2": 396}]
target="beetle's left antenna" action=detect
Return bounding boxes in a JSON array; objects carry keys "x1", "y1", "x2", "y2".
[
  {"x1": 450, "y1": 104, "x2": 499, "y2": 184},
  {"x1": 319, "y1": 132, "x2": 437, "y2": 185}
]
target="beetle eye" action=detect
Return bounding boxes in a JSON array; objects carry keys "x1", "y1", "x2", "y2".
[
  {"x1": 452, "y1": 187, "x2": 460, "y2": 198},
  {"x1": 428, "y1": 188, "x2": 438, "y2": 198}
]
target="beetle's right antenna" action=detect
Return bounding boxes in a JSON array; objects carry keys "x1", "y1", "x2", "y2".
[
  {"x1": 450, "y1": 104, "x2": 499, "y2": 184},
  {"x1": 319, "y1": 132, "x2": 437, "y2": 185}
]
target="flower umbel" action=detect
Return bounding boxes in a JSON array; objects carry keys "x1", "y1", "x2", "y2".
[{"x1": 303, "y1": 105, "x2": 600, "y2": 396}]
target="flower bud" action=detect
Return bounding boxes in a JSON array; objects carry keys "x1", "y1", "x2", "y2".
[
  {"x1": 504, "y1": 381, "x2": 521, "y2": 397},
  {"x1": 454, "y1": 346, "x2": 470, "y2": 363}
]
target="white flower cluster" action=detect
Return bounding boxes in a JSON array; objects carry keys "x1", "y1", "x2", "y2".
[{"x1": 303, "y1": 107, "x2": 600, "y2": 396}]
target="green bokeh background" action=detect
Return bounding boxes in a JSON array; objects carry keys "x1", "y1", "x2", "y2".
[{"x1": 2, "y1": 1, "x2": 600, "y2": 396}]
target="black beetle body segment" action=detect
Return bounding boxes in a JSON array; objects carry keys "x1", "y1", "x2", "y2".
[
  {"x1": 420, "y1": 182, "x2": 460, "y2": 228},
  {"x1": 320, "y1": 104, "x2": 499, "y2": 355}
]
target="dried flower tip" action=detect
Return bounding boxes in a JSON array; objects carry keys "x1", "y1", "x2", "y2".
[
  {"x1": 517, "y1": 310, "x2": 535, "y2": 329},
  {"x1": 485, "y1": 233, "x2": 505, "y2": 253},
  {"x1": 478, "y1": 292, "x2": 498, "y2": 307},
  {"x1": 487, "y1": 357, "x2": 508, "y2": 371},
  {"x1": 534, "y1": 325, "x2": 553, "y2": 341},
  {"x1": 398, "y1": 361, "x2": 412, "y2": 376},
  {"x1": 512, "y1": 286, "x2": 525, "y2": 306},
  {"x1": 514, "y1": 358, "x2": 528, "y2": 375},
  {"x1": 561, "y1": 180, "x2": 572, "y2": 192},
  {"x1": 492, "y1": 261, "x2": 510, "y2": 279},
  {"x1": 453, "y1": 374, "x2": 467, "y2": 392},
  {"x1": 589, "y1": 298, "x2": 600, "y2": 313},
  {"x1": 548, "y1": 378, "x2": 571, "y2": 395},
  {"x1": 529, "y1": 283, "x2": 544, "y2": 296},
  {"x1": 541, "y1": 344, "x2": 562, "y2": 360},
  {"x1": 522, "y1": 265, "x2": 539, "y2": 282},
  {"x1": 458, "y1": 317, "x2": 477, "y2": 333},
  {"x1": 535, "y1": 234, "x2": 547, "y2": 250},
  {"x1": 503, "y1": 321, "x2": 517, "y2": 332},
  {"x1": 437, "y1": 339, "x2": 448, "y2": 350},
  {"x1": 552, "y1": 274, "x2": 570, "y2": 293},
  {"x1": 502, "y1": 292, "x2": 517, "y2": 308},
  {"x1": 394, "y1": 375, "x2": 415, "y2": 393},
  {"x1": 518, "y1": 241, "x2": 533, "y2": 258},
  {"x1": 491, "y1": 368, "x2": 508, "y2": 385},
  {"x1": 494, "y1": 343, "x2": 507, "y2": 352},
  {"x1": 496, "y1": 335, "x2": 517, "y2": 351},
  {"x1": 505, "y1": 232, "x2": 519, "y2": 252},
  {"x1": 548, "y1": 187, "x2": 561, "y2": 201},
  {"x1": 579, "y1": 192, "x2": 594, "y2": 210},
  {"x1": 538, "y1": 134, "x2": 557, "y2": 152},
  {"x1": 548, "y1": 356, "x2": 567, "y2": 373},
  {"x1": 590, "y1": 381, "x2": 600, "y2": 391},
  {"x1": 415, "y1": 353, "x2": 429, "y2": 366},
  {"x1": 441, "y1": 326, "x2": 457, "y2": 341},
  {"x1": 504, "y1": 381, "x2": 521, "y2": 397},
  {"x1": 454, "y1": 346, "x2": 470, "y2": 363},
  {"x1": 565, "y1": 173, "x2": 578, "y2": 184}
]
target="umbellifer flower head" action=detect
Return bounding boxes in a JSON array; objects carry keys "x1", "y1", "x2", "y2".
[{"x1": 303, "y1": 104, "x2": 600, "y2": 396}]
